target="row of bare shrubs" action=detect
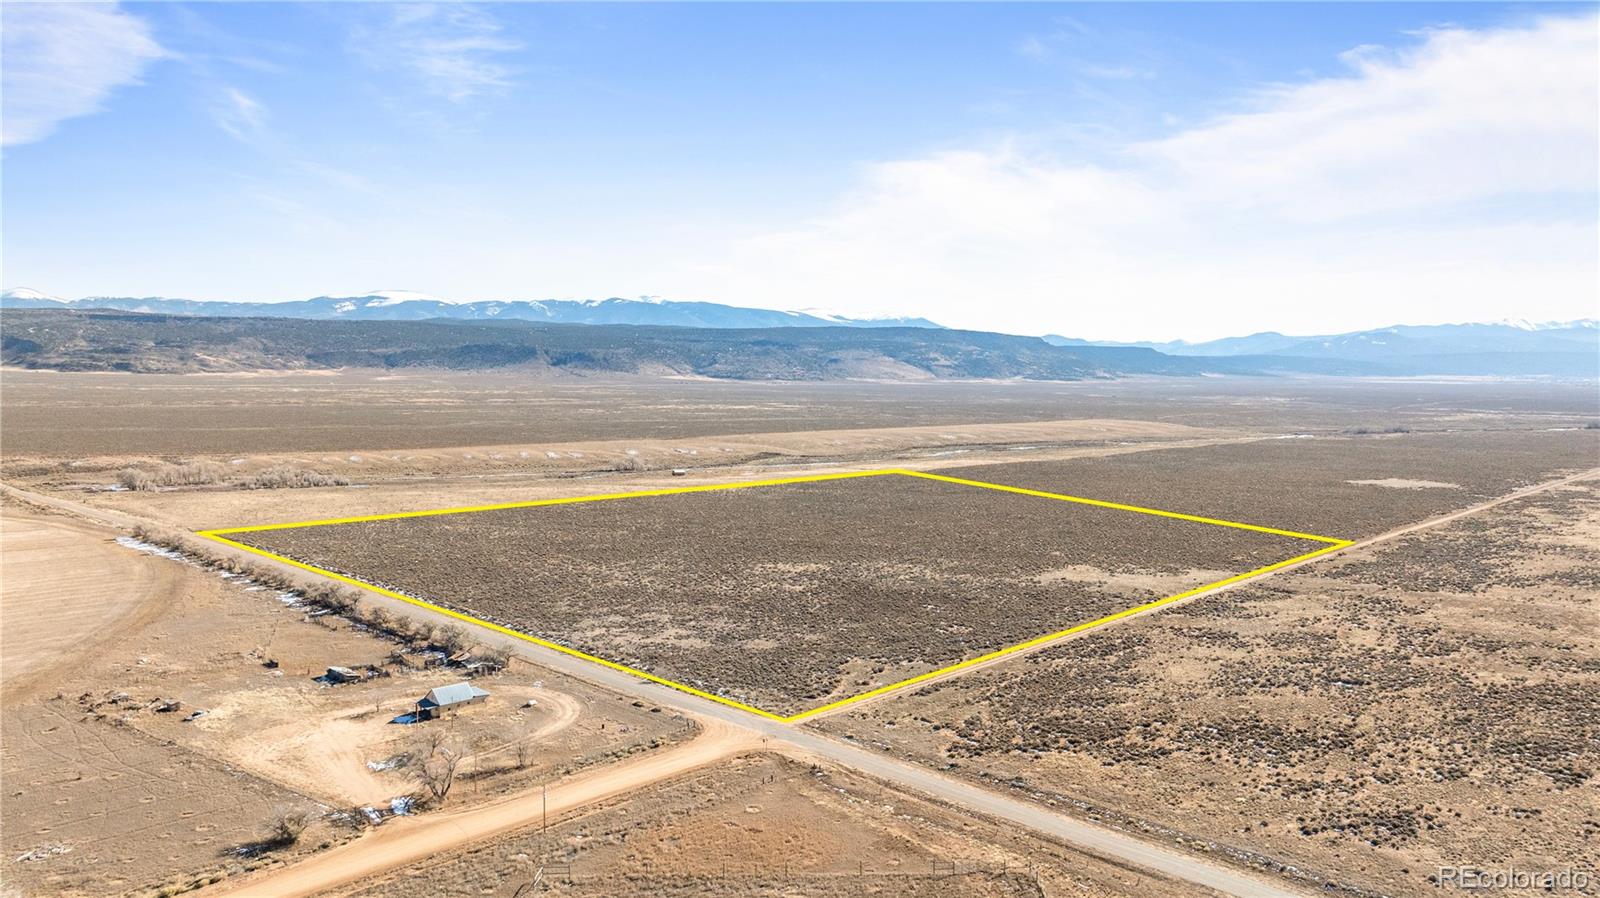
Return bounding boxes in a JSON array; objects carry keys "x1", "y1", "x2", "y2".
[
  {"x1": 239, "y1": 465, "x2": 350, "y2": 490},
  {"x1": 116, "y1": 461, "x2": 347, "y2": 491},
  {"x1": 122, "y1": 526, "x2": 518, "y2": 861},
  {"x1": 118, "y1": 461, "x2": 227, "y2": 490},
  {"x1": 127, "y1": 525, "x2": 509, "y2": 668}
]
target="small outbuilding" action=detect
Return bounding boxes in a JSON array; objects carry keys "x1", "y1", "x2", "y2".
[
  {"x1": 325, "y1": 666, "x2": 361, "y2": 684},
  {"x1": 415, "y1": 682, "x2": 490, "y2": 720}
]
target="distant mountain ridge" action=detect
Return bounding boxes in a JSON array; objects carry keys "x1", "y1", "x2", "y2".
[
  {"x1": 1043, "y1": 320, "x2": 1598, "y2": 377},
  {"x1": 1044, "y1": 319, "x2": 1598, "y2": 356},
  {"x1": 4, "y1": 289, "x2": 1593, "y2": 378},
  {"x1": 0, "y1": 288, "x2": 942, "y2": 330},
  {"x1": 0, "y1": 309, "x2": 1225, "y2": 380}
]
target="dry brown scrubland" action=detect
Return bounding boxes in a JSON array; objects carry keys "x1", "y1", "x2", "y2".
[
  {"x1": 819, "y1": 479, "x2": 1600, "y2": 898},
  {"x1": 234, "y1": 471, "x2": 1327, "y2": 715},
  {"x1": 330, "y1": 753, "x2": 1213, "y2": 898},
  {"x1": 3, "y1": 374, "x2": 1597, "y2": 898}
]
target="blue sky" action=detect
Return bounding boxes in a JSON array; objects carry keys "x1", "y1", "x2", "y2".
[{"x1": 3, "y1": 2, "x2": 1596, "y2": 340}]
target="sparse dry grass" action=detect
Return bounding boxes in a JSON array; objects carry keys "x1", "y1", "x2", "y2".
[
  {"x1": 233, "y1": 473, "x2": 1324, "y2": 715},
  {"x1": 819, "y1": 481, "x2": 1600, "y2": 897}
]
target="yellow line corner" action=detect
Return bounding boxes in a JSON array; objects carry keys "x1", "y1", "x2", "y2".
[{"x1": 195, "y1": 468, "x2": 1353, "y2": 723}]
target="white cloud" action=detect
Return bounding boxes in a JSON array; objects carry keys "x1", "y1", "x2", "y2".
[
  {"x1": 213, "y1": 87, "x2": 266, "y2": 142},
  {"x1": 350, "y1": 3, "x2": 521, "y2": 103},
  {"x1": 1140, "y1": 13, "x2": 1599, "y2": 220},
  {"x1": 1, "y1": 2, "x2": 166, "y2": 146},
  {"x1": 665, "y1": 13, "x2": 1598, "y2": 340}
]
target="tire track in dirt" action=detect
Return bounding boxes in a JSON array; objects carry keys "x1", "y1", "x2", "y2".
[
  {"x1": 1, "y1": 508, "x2": 176, "y2": 705},
  {"x1": 211, "y1": 718, "x2": 762, "y2": 898},
  {"x1": 17, "y1": 472, "x2": 1595, "y2": 898}
]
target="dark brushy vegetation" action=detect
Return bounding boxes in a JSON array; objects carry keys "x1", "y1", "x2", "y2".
[
  {"x1": 0, "y1": 308, "x2": 1244, "y2": 379},
  {"x1": 821, "y1": 481, "x2": 1600, "y2": 898},
  {"x1": 235, "y1": 473, "x2": 1324, "y2": 714}
]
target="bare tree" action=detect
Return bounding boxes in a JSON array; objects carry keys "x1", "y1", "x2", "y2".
[
  {"x1": 420, "y1": 741, "x2": 463, "y2": 804},
  {"x1": 417, "y1": 726, "x2": 452, "y2": 759},
  {"x1": 479, "y1": 644, "x2": 512, "y2": 671},
  {"x1": 436, "y1": 623, "x2": 469, "y2": 653},
  {"x1": 326, "y1": 586, "x2": 361, "y2": 614},
  {"x1": 515, "y1": 737, "x2": 536, "y2": 770},
  {"x1": 365, "y1": 606, "x2": 394, "y2": 632},
  {"x1": 268, "y1": 809, "x2": 310, "y2": 846}
]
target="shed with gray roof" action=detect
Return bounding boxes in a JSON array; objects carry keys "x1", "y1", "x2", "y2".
[{"x1": 415, "y1": 682, "x2": 490, "y2": 720}]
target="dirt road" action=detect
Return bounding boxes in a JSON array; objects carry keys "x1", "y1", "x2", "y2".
[
  {"x1": 215, "y1": 719, "x2": 761, "y2": 898},
  {"x1": 804, "y1": 466, "x2": 1600, "y2": 720},
  {"x1": 9, "y1": 469, "x2": 1595, "y2": 898}
]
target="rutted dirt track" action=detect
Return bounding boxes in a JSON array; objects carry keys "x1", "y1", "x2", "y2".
[
  {"x1": 6, "y1": 465, "x2": 1597, "y2": 898},
  {"x1": 0, "y1": 482, "x2": 1313, "y2": 898},
  {"x1": 214, "y1": 720, "x2": 762, "y2": 898}
]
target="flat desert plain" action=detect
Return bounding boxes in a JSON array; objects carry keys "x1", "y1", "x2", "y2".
[
  {"x1": 3, "y1": 372, "x2": 1596, "y2": 898},
  {"x1": 228, "y1": 470, "x2": 1330, "y2": 716}
]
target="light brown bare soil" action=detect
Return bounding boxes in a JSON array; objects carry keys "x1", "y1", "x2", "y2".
[
  {"x1": 1, "y1": 699, "x2": 324, "y2": 898},
  {"x1": 329, "y1": 753, "x2": 1211, "y2": 898},
  {"x1": 1344, "y1": 478, "x2": 1460, "y2": 489},
  {"x1": 817, "y1": 480, "x2": 1600, "y2": 897},
  {"x1": 0, "y1": 506, "x2": 687, "y2": 897},
  {"x1": 4, "y1": 370, "x2": 1595, "y2": 460},
  {"x1": 0, "y1": 510, "x2": 172, "y2": 702},
  {"x1": 4, "y1": 374, "x2": 1596, "y2": 898},
  {"x1": 211, "y1": 719, "x2": 763, "y2": 898}
]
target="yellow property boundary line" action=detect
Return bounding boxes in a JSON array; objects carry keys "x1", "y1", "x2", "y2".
[{"x1": 198, "y1": 469, "x2": 1353, "y2": 723}]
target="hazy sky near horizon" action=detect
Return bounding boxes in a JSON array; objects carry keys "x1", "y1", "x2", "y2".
[{"x1": 3, "y1": 2, "x2": 1596, "y2": 341}]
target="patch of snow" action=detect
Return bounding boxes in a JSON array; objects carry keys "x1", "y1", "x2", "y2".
[
  {"x1": 795, "y1": 306, "x2": 851, "y2": 322},
  {"x1": 357, "y1": 289, "x2": 444, "y2": 306},
  {"x1": 332, "y1": 300, "x2": 357, "y2": 313},
  {"x1": 16, "y1": 843, "x2": 72, "y2": 862},
  {"x1": 3, "y1": 287, "x2": 64, "y2": 302},
  {"x1": 115, "y1": 536, "x2": 187, "y2": 563},
  {"x1": 1487, "y1": 317, "x2": 1599, "y2": 331}
]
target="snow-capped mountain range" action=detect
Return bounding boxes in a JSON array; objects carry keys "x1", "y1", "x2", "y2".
[
  {"x1": 1045, "y1": 320, "x2": 1599, "y2": 363},
  {"x1": 5, "y1": 287, "x2": 1594, "y2": 376},
  {"x1": 0, "y1": 288, "x2": 943, "y2": 330}
]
